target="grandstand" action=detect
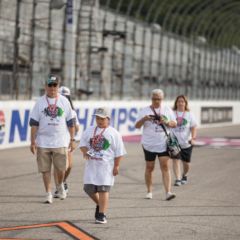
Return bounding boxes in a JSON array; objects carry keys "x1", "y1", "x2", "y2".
[{"x1": 0, "y1": 0, "x2": 239, "y2": 100}]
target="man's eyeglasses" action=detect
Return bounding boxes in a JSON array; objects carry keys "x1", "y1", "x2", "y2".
[
  {"x1": 152, "y1": 98, "x2": 162, "y2": 101},
  {"x1": 48, "y1": 83, "x2": 58, "y2": 88}
]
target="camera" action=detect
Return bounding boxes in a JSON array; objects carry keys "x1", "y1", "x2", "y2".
[
  {"x1": 86, "y1": 150, "x2": 95, "y2": 157},
  {"x1": 149, "y1": 115, "x2": 161, "y2": 121}
]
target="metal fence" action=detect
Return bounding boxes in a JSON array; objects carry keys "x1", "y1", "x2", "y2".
[{"x1": 0, "y1": 0, "x2": 239, "y2": 100}]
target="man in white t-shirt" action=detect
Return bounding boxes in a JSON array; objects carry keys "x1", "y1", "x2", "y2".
[
  {"x1": 135, "y1": 89, "x2": 177, "y2": 201},
  {"x1": 79, "y1": 107, "x2": 126, "y2": 224},
  {"x1": 29, "y1": 74, "x2": 75, "y2": 204}
]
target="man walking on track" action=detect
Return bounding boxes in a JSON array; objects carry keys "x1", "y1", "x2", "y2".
[{"x1": 29, "y1": 74, "x2": 75, "y2": 204}]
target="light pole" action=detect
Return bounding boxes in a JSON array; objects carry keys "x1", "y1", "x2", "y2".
[
  {"x1": 13, "y1": 0, "x2": 21, "y2": 100},
  {"x1": 50, "y1": 0, "x2": 77, "y2": 89},
  {"x1": 63, "y1": 0, "x2": 76, "y2": 88}
]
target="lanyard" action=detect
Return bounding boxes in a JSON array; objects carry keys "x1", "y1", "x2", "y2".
[
  {"x1": 92, "y1": 126, "x2": 107, "y2": 147},
  {"x1": 176, "y1": 111, "x2": 185, "y2": 126}
]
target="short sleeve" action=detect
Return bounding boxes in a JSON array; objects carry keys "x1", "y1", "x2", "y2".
[
  {"x1": 113, "y1": 131, "x2": 127, "y2": 157},
  {"x1": 29, "y1": 100, "x2": 40, "y2": 123},
  {"x1": 190, "y1": 112, "x2": 197, "y2": 128},
  {"x1": 79, "y1": 129, "x2": 90, "y2": 148},
  {"x1": 136, "y1": 108, "x2": 147, "y2": 122}
]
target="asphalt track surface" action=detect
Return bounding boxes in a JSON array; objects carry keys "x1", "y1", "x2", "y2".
[{"x1": 0, "y1": 125, "x2": 240, "y2": 240}]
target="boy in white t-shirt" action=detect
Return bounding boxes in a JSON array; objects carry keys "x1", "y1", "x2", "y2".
[{"x1": 79, "y1": 107, "x2": 126, "y2": 224}]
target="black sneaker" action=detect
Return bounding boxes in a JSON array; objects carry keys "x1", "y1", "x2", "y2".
[
  {"x1": 181, "y1": 175, "x2": 187, "y2": 185},
  {"x1": 95, "y1": 205, "x2": 99, "y2": 219},
  {"x1": 64, "y1": 182, "x2": 68, "y2": 194},
  {"x1": 95, "y1": 212, "x2": 107, "y2": 224}
]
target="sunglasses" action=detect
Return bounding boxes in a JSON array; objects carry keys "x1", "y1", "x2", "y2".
[{"x1": 48, "y1": 83, "x2": 58, "y2": 88}]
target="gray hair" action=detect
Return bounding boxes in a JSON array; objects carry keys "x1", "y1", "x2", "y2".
[{"x1": 151, "y1": 89, "x2": 164, "y2": 98}]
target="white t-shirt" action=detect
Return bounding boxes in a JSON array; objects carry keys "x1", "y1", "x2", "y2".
[
  {"x1": 79, "y1": 125, "x2": 126, "y2": 186},
  {"x1": 172, "y1": 111, "x2": 197, "y2": 149},
  {"x1": 30, "y1": 94, "x2": 74, "y2": 148},
  {"x1": 136, "y1": 105, "x2": 176, "y2": 153}
]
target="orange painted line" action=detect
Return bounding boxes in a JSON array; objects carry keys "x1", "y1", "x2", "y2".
[
  {"x1": 0, "y1": 221, "x2": 97, "y2": 240},
  {"x1": 57, "y1": 222, "x2": 95, "y2": 240},
  {"x1": 0, "y1": 222, "x2": 54, "y2": 232},
  {"x1": 0, "y1": 237, "x2": 42, "y2": 240}
]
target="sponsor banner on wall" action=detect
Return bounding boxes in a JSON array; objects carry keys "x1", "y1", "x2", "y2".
[
  {"x1": 0, "y1": 101, "x2": 238, "y2": 149},
  {"x1": 0, "y1": 101, "x2": 149, "y2": 149},
  {"x1": 201, "y1": 107, "x2": 233, "y2": 124}
]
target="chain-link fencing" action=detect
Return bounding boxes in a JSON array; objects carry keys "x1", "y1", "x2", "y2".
[{"x1": 0, "y1": 0, "x2": 239, "y2": 100}]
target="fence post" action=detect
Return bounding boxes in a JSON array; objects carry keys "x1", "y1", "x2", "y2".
[{"x1": 13, "y1": 0, "x2": 21, "y2": 100}]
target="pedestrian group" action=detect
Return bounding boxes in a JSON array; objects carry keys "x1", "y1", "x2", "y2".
[{"x1": 29, "y1": 74, "x2": 197, "y2": 224}]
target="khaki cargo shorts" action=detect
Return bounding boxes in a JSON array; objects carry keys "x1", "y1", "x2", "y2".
[{"x1": 36, "y1": 147, "x2": 68, "y2": 173}]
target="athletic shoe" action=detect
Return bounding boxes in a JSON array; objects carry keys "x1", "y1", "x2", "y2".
[
  {"x1": 44, "y1": 193, "x2": 53, "y2": 204},
  {"x1": 174, "y1": 180, "x2": 182, "y2": 186},
  {"x1": 145, "y1": 192, "x2": 153, "y2": 199},
  {"x1": 181, "y1": 175, "x2": 188, "y2": 185},
  {"x1": 166, "y1": 192, "x2": 176, "y2": 201},
  {"x1": 64, "y1": 182, "x2": 69, "y2": 194},
  {"x1": 95, "y1": 205, "x2": 99, "y2": 219},
  {"x1": 95, "y1": 213, "x2": 107, "y2": 224},
  {"x1": 56, "y1": 184, "x2": 67, "y2": 200},
  {"x1": 53, "y1": 189, "x2": 59, "y2": 198},
  {"x1": 59, "y1": 187, "x2": 67, "y2": 200}
]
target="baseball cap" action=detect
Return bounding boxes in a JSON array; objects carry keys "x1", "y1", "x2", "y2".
[
  {"x1": 93, "y1": 107, "x2": 111, "y2": 119},
  {"x1": 59, "y1": 86, "x2": 71, "y2": 96},
  {"x1": 47, "y1": 74, "x2": 59, "y2": 85}
]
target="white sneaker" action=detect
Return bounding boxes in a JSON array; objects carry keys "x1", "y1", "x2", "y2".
[
  {"x1": 53, "y1": 189, "x2": 60, "y2": 198},
  {"x1": 64, "y1": 182, "x2": 69, "y2": 194},
  {"x1": 166, "y1": 192, "x2": 176, "y2": 201},
  {"x1": 145, "y1": 192, "x2": 153, "y2": 199},
  {"x1": 44, "y1": 193, "x2": 53, "y2": 204},
  {"x1": 59, "y1": 189, "x2": 67, "y2": 200},
  {"x1": 174, "y1": 180, "x2": 182, "y2": 186},
  {"x1": 57, "y1": 184, "x2": 67, "y2": 200}
]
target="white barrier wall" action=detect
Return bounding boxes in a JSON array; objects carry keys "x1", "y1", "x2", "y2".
[{"x1": 0, "y1": 100, "x2": 239, "y2": 149}]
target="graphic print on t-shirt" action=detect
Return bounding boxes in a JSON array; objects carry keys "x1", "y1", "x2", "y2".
[
  {"x1": 176, "y1": 117, "x2": 188, "y2": 127},
  {"x1": 43, "y1": 106, "x2": 64, "y2": 119},
  {"x1": 90, "y1": 135, "x2": 110, "y2": 152},
  {"x1": 87, "y1": 134, "x2": 111, "y2": 159}
]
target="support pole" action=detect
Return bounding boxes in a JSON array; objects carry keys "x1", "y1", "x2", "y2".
[{"x1": 13, "y1": 0, "x2": 21, "y2": 100}]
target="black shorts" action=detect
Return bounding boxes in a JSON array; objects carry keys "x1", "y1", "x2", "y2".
[
  {"x1": 180, "y1": 146, "x2": 193, "y2": 163},
  {"x1": 142, "y1": 146, "x2": 169, "y2": 161}
]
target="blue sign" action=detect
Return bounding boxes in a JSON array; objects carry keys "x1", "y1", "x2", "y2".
[{"x1": 1, "y1": 107, "x2": 140, "y2": 146}]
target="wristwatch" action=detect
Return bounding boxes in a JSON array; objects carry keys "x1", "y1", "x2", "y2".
[{"x1": 70, "y1": 139, "x2": 75, "y2": 141}]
